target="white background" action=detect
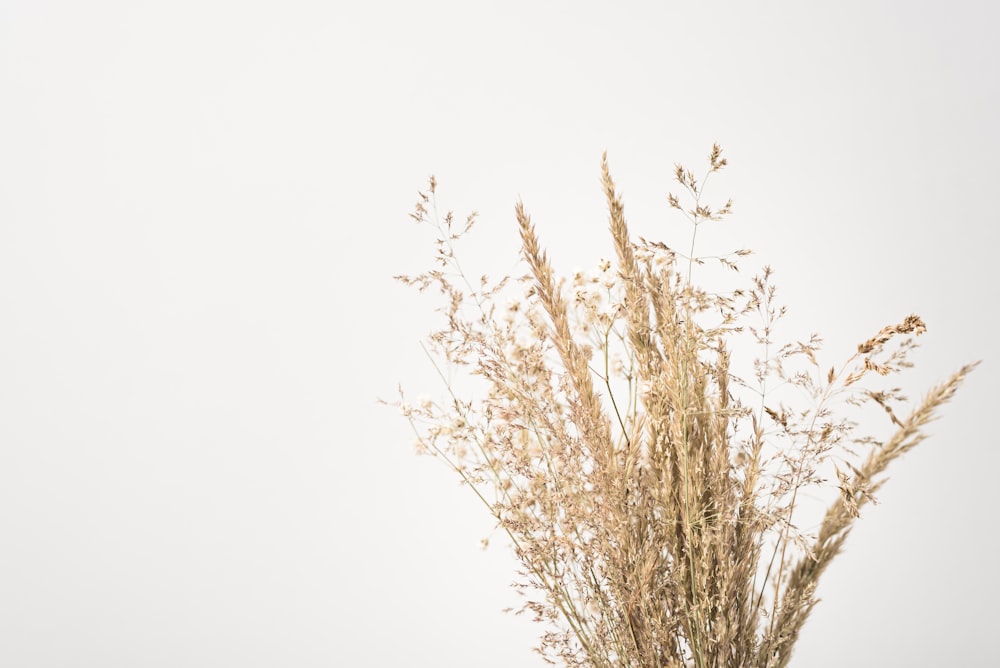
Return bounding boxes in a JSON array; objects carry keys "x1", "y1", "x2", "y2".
[{"x1": 1, "y1": 1, "x2": 997, "y2": 666}]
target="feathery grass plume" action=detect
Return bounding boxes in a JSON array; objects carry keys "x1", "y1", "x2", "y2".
[{"x1": 391, "y1": 147, "x2": 976, "y2": 667}]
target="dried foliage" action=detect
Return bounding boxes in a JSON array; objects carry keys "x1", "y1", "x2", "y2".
[{"x1": 390, "y1": 147, "x2": 976, "y2": 667}]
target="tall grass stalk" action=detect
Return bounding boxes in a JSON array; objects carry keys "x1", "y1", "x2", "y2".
[{"x1": 391, "y1": 147, "x2": 976, "y2": 667}]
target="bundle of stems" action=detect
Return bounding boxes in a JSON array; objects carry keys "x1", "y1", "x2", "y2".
[{"x1": 393, "y1": 146, "x2": 975, "y2": 667}]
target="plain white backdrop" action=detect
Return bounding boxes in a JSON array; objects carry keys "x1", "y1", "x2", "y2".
[{"x1": 1, "y1": 1, "x2": 997, "y2": 665}]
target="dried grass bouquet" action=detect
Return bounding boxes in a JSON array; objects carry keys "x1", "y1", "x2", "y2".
[{"x1": 390, "y1": 146, "x2": 975, "y2": 667}]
